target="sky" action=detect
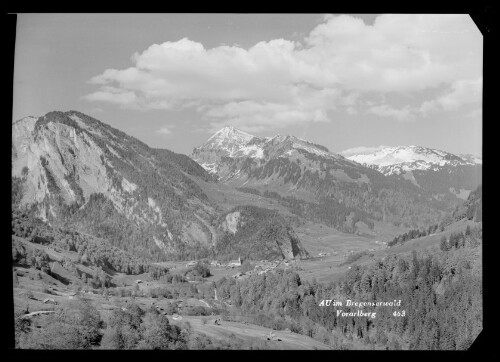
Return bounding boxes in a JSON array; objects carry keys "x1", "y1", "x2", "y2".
[{"x1": 13, "y1": 13, "x2": 482, "y2": 157}]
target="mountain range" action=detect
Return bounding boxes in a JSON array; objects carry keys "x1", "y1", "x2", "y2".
[
  {"x1": 192, "y1": 126, "x2": 481, "y2": 229},
  {"x1": 11, "y1": 111, "x2": 310, "y2": 261},
  {"x1": 342, "y1": 145, "x2": 482, "y2": 201},
  {"x1": 12, "y1": 111, "x2": 482, "y2": 261}
]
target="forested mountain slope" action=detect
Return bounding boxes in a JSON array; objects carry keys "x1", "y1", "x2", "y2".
[
  {"x1": 192, "y1": 127, "x2": 449, "y2": 230},
  {"x1": 12, "y1": 111, "x2": 311, "y2": 262},
  {"x1": 12, "y1": 111, "x2": 219, "y2": 260}
]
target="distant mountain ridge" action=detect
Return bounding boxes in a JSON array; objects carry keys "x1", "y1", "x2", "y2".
[
  {"x1": 342, "y1": 145, "x2": 482, "y2": 202},
  {"x1": 193, "y1": 126, "x2": 342, "y2": 176},
  {"x1": 342, "y1": 145, "x2": 481, "y2": 175},
  {"x1": 192, "y1": 127, "x2": 452, "y2": 230}
]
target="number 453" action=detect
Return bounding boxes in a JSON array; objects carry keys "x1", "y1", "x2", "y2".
[{"x1": 393, "y1": 310, "x2": 406, "y2": 317}]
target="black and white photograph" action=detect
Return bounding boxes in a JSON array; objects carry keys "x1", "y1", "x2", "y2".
[{"x1": 10, "y1": 13, "x2": 483, "y2": 350}]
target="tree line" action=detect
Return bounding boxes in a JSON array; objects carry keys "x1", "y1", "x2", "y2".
[{"x1": 388, "y1": 223, "x2": 440, "y2": 247}]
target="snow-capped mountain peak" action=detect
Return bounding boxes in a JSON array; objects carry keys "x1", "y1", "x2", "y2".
[
  {"x1": 192, "y1": 127, "x2": 356, "y2": 177},
  {"x1": 341, "y1": 145, "x2": 481, "y2": 175},
  {"x1": 207, "y1": 126, "x2": 255, "y2": 144},
  {"x1": 197, "y1": 127, "x2": 343, "y2": 162}
]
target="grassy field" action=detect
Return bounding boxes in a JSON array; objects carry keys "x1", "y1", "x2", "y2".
[
  {"x1": 289, "y1": 219, "x2": 406, "y2": 283},
  {"x1": 287, "y1": 218, "x2": 477, "y2": 283},
  {"x1": 379, "y1": 218, "x2": 476, "y2": 256},
  {"x1": 166, "y1": 315, "x2": 331, "y2": 350},
  {"x1": 332, "y1": 218, "x2": 479, "y2": 270},
  {"x1": 13, "y1": 262, "x2": 334, "y2": 350}
]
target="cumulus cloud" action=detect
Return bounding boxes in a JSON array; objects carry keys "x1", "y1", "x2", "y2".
[
  {"x1": 83, "y1": 86, "x2": 139, "y2": 107},
  {"x1": 367, "y1": 104, "x2": 417, "y2": 122},
  {"x1": 83, "y1": 14, "x2": 482, "y2": 130},
  {"x1": 419, "y1": 77, "x2": 482, "y2": 115},
  {"x1": 340, "y1": 145, "x2": 389, "y2": 157},
  {"x1": 156, "y1": 125, "x2": 176, "y2": 136}
]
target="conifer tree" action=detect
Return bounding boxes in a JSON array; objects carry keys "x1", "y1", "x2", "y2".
[{"x1": 439, "y1": 236, "x2": 449, "y2": 251}]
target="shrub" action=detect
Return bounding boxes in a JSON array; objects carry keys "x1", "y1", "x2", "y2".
[
  {"x1": 187, "y1": 263, "x2": 211, "y2": 278},
  {"x1": 240, "y1": 260, "x2": 254, "y2": 273},
  {"x1": 164, "y1": 303, "x2": 178, "y2": 315},
  {"x1": 185, "y1": 306, "x2": 211, "y2": 316},
  {"x1": 340, "y1": 251, "x2": 370, "y2": 266}
]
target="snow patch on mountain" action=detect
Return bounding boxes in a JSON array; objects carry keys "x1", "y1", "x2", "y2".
[
  {"x1": 195, "y1": 126, "x2": 345, "y2": 163},
  {"x1": 342, "y1": 145, "x2": 481, "y2": 175},
  {"x1": 346, "y1": 146, "x2": 445, "y2": 166},
  {"x1": 292, "y1": 142, "x2": 330, "y2": 158},
  {"x1": 207, "y1": 126, "x2": 255, "y2": 144},
  {"x1": 199, "y1": 162, "x2": 218, "y2": 174},
  {"x1": 238, "y1": 144, "x2": 265, "y2": 158}
]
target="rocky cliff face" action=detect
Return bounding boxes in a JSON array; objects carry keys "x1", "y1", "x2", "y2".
[
  {"x1": 12, "y1": 111, "x2": 218, "y2": 260},
  {"x1": 452, "y1": 185, "x2": 482, "y2": 222},
  {"x1": 215, "y1": 205, "x2": 309, "y2": 261}
]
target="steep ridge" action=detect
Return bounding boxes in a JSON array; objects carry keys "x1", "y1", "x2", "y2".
[
  {"x1": 12, "y1": 111, "x2": 218, "y2": 260},
  {"x1": 192, "y1": 127, "x2": 445, "y2": 229},
  {"x1": 448, "y1": 184, "x2": 482, "y2": 225}
]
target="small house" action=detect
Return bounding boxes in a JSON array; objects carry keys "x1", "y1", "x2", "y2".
[{"x1": 228, "y1": 256, "x2": 242, "y2": 268}]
